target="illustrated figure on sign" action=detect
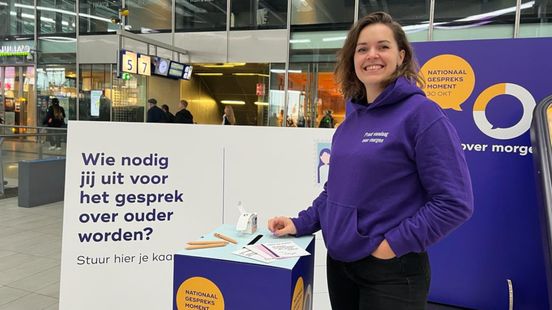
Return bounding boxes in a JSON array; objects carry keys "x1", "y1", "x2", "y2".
[{"x1": 317, "y1": 148, "x2": 331, "y2": 184}]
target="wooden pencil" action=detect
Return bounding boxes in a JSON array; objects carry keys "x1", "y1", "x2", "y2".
[
  {"x1": 214, "y1": 233, "x2": 238, "y2": 244},
  {"x1": 187, "y1": 241, "x2": 228, "y2": 245},
  {"x1": 186, "y1": 243, "x2": 228, "y2": 250}
]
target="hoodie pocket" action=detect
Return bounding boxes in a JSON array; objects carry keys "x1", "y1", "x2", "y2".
[{"x1": 320, "y1": 200, "x2": 375, "y2": 259}]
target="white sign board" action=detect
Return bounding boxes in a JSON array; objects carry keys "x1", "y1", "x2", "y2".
[{"x1": 60, "y1": 122, "x2": 334, "y2": 310}]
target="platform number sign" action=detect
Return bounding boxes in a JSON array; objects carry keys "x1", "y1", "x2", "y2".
[
  {"x1": 121, "y1": 50, "x2": 138, "y2": 74},
  {"x1": 183, "y1": 65, "x2": 193, "y2": 80},
  {"x1": 138, "y1": 54, "x2": 151, "y2": 76}
]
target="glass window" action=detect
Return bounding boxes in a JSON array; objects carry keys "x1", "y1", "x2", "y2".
[
  {"x1": 37, "y1": 0, "x2": 76, "y2": 35},
  {"x1": 519, "y1": 0, "x2": 552, "y2": 37},
  {"x1": 175, "y1": 0, "x2": 227, "y2": 32},
  {"x1": 268, "y1": 63, "x2": 285, "y2": 127},
  {"x1": 0, "y1": 66, "x2": 36, "y2": 128},
  {"x1": 284, "y1": 62, "x2": 343, "y2": 129},
  {"x1": 230, "y1": 0, "x2": 287, "y2": 30},
  {"x1": 291, "y1": 0, "x2": 354, "y2": 30},
  {"x1": 289, "y1": 30, "x2": 345, "y2": 63},
  {"x1": 126, "y1": 0, "x2": 171, "y2": 33},
  {"x1": 36, "y1": 64, "x2": 77, "y2": 121},
  {"x1": 79, "y1": 0, "x2": 121, "y2": 35},
  {"x1": 0, "y1": 0, "x2": 35, "y2": 40},
  {"x1": 79, "y1": 64, "x2": 113, "y2": 121},
  {"x1": 359, "y1": 0, "x2": 430, "y2": 42},
  {"x1": 112, "y1": 72, "x2": 147, "y2": 122},
  {"x1": 433, "y1": 0, "x2": 516, "y2": 41}
]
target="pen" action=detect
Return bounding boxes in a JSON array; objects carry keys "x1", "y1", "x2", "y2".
[
  {"x1": 247, "y1": 234, "x2": 263, "y2": 245},
  {"x1": 187, "y1": 241, "x2": 228, "y2": 245},
  {"x1": 214, "y1": 233, "x2": 238, "y2": 244},
  {"x1": 186, "y1": 243, "x2": 228, "y2": 250}
]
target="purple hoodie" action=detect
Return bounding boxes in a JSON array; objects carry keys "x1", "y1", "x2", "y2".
[{"x1": 292, "y1": 77, "x2": 474, "y2": 262}]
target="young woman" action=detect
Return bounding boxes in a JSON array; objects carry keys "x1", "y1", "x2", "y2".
[
  {"x1": 222, "y1": 105, "x2": 236, "y2": 125},
  {"x1": 43, "y1": 97, "x2": 66, "y2": 150},
  {"x1": 268, "y1": 12, "x2": 473, "y2": 309}
]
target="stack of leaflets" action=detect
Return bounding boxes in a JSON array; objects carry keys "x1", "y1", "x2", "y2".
[{"x1": 233, "y1": 241, "x2": 310, "y2": 263}]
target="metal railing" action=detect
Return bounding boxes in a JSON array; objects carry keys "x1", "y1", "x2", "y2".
[{"x1": 0, "y1": 124, "x2": 67, "y2": 195}]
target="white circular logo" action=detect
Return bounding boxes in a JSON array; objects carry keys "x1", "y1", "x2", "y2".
[{"x1": 472, "y1": 83, "x2": 536, "y2": 140}]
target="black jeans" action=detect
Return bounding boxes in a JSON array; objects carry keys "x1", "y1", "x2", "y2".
[
  {"x1": 47, "y1": 128, "x2": 62, "y2": 147},
  {"x1": 327, "y1": 252, "x2": 430, "y2": 310}
]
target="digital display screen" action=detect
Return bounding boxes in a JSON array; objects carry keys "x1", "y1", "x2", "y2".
[
  {"x1": 182, "y1": 65, "x2": 193, "y2": 80},
  {"x1": 168, "y1": 61, "x2": 185, "y2": 79},
  {"x1": 90, "y1": 90, "x2": 102, "y2": 117},
  {"x1": 152, "y1": 57, "x2": 170, "y2": 77}
]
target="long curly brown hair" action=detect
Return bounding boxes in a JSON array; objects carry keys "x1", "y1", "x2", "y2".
[{"x1": 335, "y1": 12, "x2": 424, "y2": 101}]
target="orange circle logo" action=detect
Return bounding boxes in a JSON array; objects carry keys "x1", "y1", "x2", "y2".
[
  {"x1": 419, "y1": 54, "x2": 475, "y2": 111},
  {"x1": 176, "y1": 277, "x2": 225, "y2": 310},
  {"x1": 291, "y1": 277, "x2": 304, "y2": 310}
]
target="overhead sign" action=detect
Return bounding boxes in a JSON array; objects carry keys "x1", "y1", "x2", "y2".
[
  {"x1": 256, "y1": 83, "x2": 265, "y2": 96},
  {"x1": 121, "y1": 50, "x2": 137, "y2": 74},
  {"x1": 137, "y1": 54, "x2": 151, "y2": 76},
  {"x1": 120, "y1": 50, "x2": 189, "y2": 80},
  {"x1": 0, "y1": 45, "x2": 31, "y2": 57},
  {"x1": 168, "y1": 61, "x2": 184, "y2": 79},
  {"x1": 182, "y1": 64, "x2": 193, "y2": 80}
]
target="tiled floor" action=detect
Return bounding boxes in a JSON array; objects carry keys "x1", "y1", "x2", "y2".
[{"x1": 0, "y1": 198, "x2": 62, "y2": 310}]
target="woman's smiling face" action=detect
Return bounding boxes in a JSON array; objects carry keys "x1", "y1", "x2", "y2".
[{"x1": 354, "y1": 23, "x2": 405, "y2": 99}]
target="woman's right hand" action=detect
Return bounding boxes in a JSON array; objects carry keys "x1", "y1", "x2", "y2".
[{"x1": 268, "y1": 216, "x2": 297, "y2": 237}]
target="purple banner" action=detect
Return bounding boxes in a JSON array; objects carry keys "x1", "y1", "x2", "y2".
[{"x1": 413, "y1": 38, "x2": 552, "y2": 309}]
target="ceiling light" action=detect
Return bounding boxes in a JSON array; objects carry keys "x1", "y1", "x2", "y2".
[
  {"x1": 270, "y1": 69, "x2": 302, "y2": 74},
  {"x1": 290, "y1": 39, "x2": 311, "y2": 44},
  {"x1": 14, "y1": 3, "x2": 33, "y2": 9},
  {"x1": 195, "y1": 73, "x2": 223, "y2": 76},
  {"x1": 202, "y1": 64, "x2": 234, "y2": 68},
  {"x1": 232, "y1": 73, "x2": 270, "y2": 77},
  {"x1": 254, "y1": 101, "x2": 269, "y2": 106},
  {"x1": 36, "y1": 6, "x2": 77, "y2": 16},
  {"x1": 79, "y1": 13, "x2": 112, "y2": 23},
  {"x1": 221, "y1": 100, "x2": 245, "y2": 105},
  {"x1": 201, "y1": 63, "x2": 246, "y2": 68},
  {"x1": 40, "y1": 36, "x2": 77, "y2": 43},
  {"x1": 322, "y1": 36, "x2": 346, "y2": 42}
]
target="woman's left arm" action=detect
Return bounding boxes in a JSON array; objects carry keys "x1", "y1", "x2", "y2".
[{"x1": 385, "y1": 117, "x2": 474, "y2": 257}]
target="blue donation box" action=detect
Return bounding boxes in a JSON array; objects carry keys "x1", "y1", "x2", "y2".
[{"x1": 173, "y1": 224, "x2": 315, "y2": 310}]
